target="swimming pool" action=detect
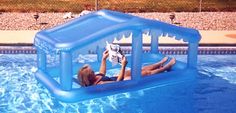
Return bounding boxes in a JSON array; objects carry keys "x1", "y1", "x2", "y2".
[{"x1": 0, "y1": 54, "x2": 235, "y2": 113}]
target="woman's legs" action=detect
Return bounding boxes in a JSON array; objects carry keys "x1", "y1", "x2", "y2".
[
  {"x1": 148, "y1": 58, "x2": 176, "y2": 75},
  {"x1": 142, "y1": 57, "x2": 168, "y2": 71},
  {"x1": 122, "y1": 57, "x2": 173, "y2": 80}
]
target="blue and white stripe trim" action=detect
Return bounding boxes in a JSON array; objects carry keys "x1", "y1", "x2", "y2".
[{"x1": 0, "y1": 46, "x2": 235, "y2": 55}]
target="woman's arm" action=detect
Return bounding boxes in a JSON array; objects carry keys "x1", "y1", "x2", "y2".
[
  {"x1": 116, "y1": 56, "x2": 127, "y2": 81},
  {"x1": 99, "y1": 50, "x2": 109, "y2": 75}
]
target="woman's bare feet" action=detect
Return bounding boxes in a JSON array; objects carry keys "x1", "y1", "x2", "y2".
[
  {"x1": 160, "y1": 57, "x2": 168, "y2": 65},
  {"x1": 164, "y1": 58, "x2": 176, "y2": 71}
]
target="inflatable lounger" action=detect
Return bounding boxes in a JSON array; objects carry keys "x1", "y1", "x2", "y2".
[{"x1": 34, "y1": 9, "x2": 201, "y2": 103}]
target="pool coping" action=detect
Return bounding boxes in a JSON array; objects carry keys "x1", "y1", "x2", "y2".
[
  {"x1": 0, "y1": 30, "x2": 236, "y2": 44},
  {"x1": 0, "y1": 30, "x2": 235, "y2": 54}
]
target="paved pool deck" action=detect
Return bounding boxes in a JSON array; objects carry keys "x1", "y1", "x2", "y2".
[{"x1": 0, "y1": 30, "x2": 235, "y2": 45}]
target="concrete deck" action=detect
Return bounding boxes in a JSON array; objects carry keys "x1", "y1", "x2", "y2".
[{"x1": 0, "y1": 30, "x2": 235, "y2": 45}]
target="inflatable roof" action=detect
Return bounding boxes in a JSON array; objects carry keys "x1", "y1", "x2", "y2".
[{"x1": 35, "y1": 9, "x2": 201, "y2": 54}]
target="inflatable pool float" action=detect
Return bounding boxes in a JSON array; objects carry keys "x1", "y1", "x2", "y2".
[{"x1": 34, "y1": 10, "x2": 201, "y2": 103}]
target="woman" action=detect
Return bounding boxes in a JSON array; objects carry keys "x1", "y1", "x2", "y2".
[{"x1": 77, "y1": 50, "x2": 176, "y2": 87}]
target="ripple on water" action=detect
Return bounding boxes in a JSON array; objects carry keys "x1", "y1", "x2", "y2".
[
  {"x1": 1, "y1": 54, "x2": 236, "y2": 113},
  {"x1": 199, "y1": 65, "x2": 236, "y2": 84}
]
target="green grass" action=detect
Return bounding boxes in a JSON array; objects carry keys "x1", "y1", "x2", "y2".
[{"x1": 0, "y1": 0, "x2": 235, "y2": 12}]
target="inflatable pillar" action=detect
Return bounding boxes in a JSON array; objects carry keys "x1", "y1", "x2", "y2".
[
  {"x1": 187, "y1": 43, "x2": 199, "y2": 68},
  {"x1": 131, "y1": 30, "x2": 142, "y2": 81},
  {"x1": 37, "y1": 48, "x2": 46, "y2": 71},
  {"x1": 60, "y1": 51, "x2": 73, "y2": 90},
  {"x1": 150, "y1": 30, "x2": 161, "y2": 54}
]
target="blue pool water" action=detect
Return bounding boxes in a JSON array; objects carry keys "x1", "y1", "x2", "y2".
[{"x1": 0, "y1": 54, "x2": 236, "y2": 113}]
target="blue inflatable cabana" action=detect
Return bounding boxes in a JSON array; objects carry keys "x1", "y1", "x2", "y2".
[{"x1": 34, "y1": 10, "x2": 201, "y2": 103}]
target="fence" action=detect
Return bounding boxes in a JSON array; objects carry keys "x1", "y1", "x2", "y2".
[
  {"x1": 0, "y1": 0, "x2": 235, "y2": 12},
  {"x1": 93, "y1": 0, "x2": 236, "y2": 12}
]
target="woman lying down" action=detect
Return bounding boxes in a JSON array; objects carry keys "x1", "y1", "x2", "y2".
[{"x1": 77, "y1": 50, "x2": 176, "y2": 87}]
